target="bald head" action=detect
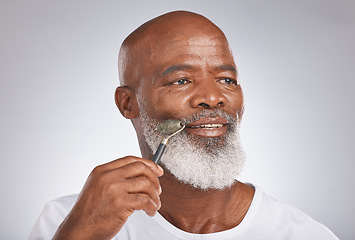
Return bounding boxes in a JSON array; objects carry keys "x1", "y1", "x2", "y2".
[
  {"x1": 118, "y1": 11, "x2": 232, "y2": 89},
  {"x1": 115, "y1": 11, "x2": 243, "y2": 160}
]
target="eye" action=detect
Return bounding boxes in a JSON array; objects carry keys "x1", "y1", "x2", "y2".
[
  {"x1": 218, "y1": 78, "x2": 238, "y2": 85},
  {"x1": 172, "y1": 78, "x2": 191, "y2": 86}
]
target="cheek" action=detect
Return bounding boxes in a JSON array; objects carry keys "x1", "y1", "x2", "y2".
[
  {"x1": 149, "y1": 91, "x2": 190, "y2": 119},
  {"x1": 227, "y1": 90, "x2": 244, "y2": 113}
]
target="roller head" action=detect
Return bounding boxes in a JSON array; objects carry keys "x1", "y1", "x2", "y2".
[{"x1": 156, "y1": 119, "x2": 184, "y2": 135}]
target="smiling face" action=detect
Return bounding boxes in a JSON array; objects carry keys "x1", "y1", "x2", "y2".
[
  {"x1": 133, "y1": 15, "x2": 243, "y2": 139},
  {"x1": 118, "y1": 11, "x2": 245, "y2": 150},
  {"x1": 117, "y1": 11, "x2": 246, "y2": 189}
]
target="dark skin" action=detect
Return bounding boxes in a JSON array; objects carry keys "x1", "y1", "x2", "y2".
[{"x1": 53, "y1": 11, "x2": 254, "y2": 239}]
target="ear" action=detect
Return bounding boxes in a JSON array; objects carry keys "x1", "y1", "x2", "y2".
[{"x1": 115, "y1": 86, "x2": 139, "y2": 119}]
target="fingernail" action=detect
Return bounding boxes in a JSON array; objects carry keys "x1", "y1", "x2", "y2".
[{"x1": 157, "y1": 165, "x2": 164, "y2": 173}]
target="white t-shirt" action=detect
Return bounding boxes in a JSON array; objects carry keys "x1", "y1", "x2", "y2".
[{"x1": 29, "y1": 185, "x2": 339, "y2": 239}]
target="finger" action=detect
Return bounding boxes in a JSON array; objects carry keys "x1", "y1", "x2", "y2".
[
  {"x1": 116, "y1": 162, "x2": 162, "y2": 194},
  {"x1": 124, "y1": 176, "x2": 161, "y2": 208},
  {"x1": 126, "y1": 193, "x2": 160, "y2": 217},
  {"x1": 99, "y1": 156, "x2": 164, "y2": 177}
]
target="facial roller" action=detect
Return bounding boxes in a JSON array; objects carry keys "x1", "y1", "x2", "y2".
[{"x1": 152, "y1": 119, "x2": 185, "y2": 164}]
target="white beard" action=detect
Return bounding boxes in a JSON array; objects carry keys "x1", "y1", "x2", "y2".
[{"x1": 139, "y1": 108, "x2": 245, "y2": 190}]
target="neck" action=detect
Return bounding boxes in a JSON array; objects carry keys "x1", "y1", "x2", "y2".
[{"x1": 158, "y1": 171, "x2": 254, "y2": 234}]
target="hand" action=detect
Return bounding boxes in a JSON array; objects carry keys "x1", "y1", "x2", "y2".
[{"x1": 53, "y1": 156, "x2": 164, "y2": 240}]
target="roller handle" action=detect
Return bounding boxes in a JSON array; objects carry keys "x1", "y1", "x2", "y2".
[{"x1": 152, "y1": 143, "x2": 167, "y2": 164}]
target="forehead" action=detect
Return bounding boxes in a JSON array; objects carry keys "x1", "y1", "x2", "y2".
[{"x1": 147, "y1": 34, "x2": 235, "y2": 76}]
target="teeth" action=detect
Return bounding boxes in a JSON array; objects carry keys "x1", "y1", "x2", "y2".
[{"x1": 190, "y1": 124, "x2": 224, "y2": 129}]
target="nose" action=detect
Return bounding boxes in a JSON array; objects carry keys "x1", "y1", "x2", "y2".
[{"x1": 190, "y1": 81, "x2": 226, "y2": 109}]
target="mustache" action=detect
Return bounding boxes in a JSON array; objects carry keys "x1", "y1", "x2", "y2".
[{"x1": 178, "y1": 109, "x2": 237, "y2": 125}]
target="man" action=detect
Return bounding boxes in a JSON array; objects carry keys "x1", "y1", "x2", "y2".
[{"x1": 30, "y1": 11, "x2": 339, "y2": 239}]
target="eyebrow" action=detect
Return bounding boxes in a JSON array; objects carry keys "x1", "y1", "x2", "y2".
[
  {"x1": 215, "y1": 64, "x2": 237, "y2": 73},
  {"x1": 161, "y1": 63, "x2": 238, "y2": 76},
  {"x1": 161, "y1": 64, "x2": 192, "y2": 76}
]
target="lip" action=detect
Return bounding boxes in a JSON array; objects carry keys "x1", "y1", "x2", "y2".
[
  {"x1": 186, "y1": 117, "x2": 228, "y2": 127},
  {"x1": 185, "y1": 117, "x2": 228, "y2": 138}
]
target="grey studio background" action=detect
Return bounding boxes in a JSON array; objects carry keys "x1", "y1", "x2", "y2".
[{"x1": 0, "y1": 0, "x2": 354, "y2": 239}]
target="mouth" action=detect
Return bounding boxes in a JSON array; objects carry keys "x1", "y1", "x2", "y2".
[
  {"x1": 189, "y1": 123, "x2": 225, "y2": 129},
  {"x1": 185, "y1": 117, "x2": 228, "y2": 138}
]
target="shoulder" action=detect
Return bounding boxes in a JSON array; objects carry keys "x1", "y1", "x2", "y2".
[
  {"x1": 50, "y1": 194, "x2": 79, "y2": 210},
  {"x1": 42, "y1": 194, "x2": 79, "y2": 219},
  {"x1": 249, "y1": 186, "x2": 338, "y2": 240},
  {"x1": 29, "y1": 194, "x2": 79, "y2": 240}
]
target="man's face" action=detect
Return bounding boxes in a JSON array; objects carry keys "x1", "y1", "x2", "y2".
[
  {"x1": 133, "y1": 29, "x2": 245, "y2": 190},
  {"x1": 138, "y1": 32, "x2": 244, "y2": 134}
]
